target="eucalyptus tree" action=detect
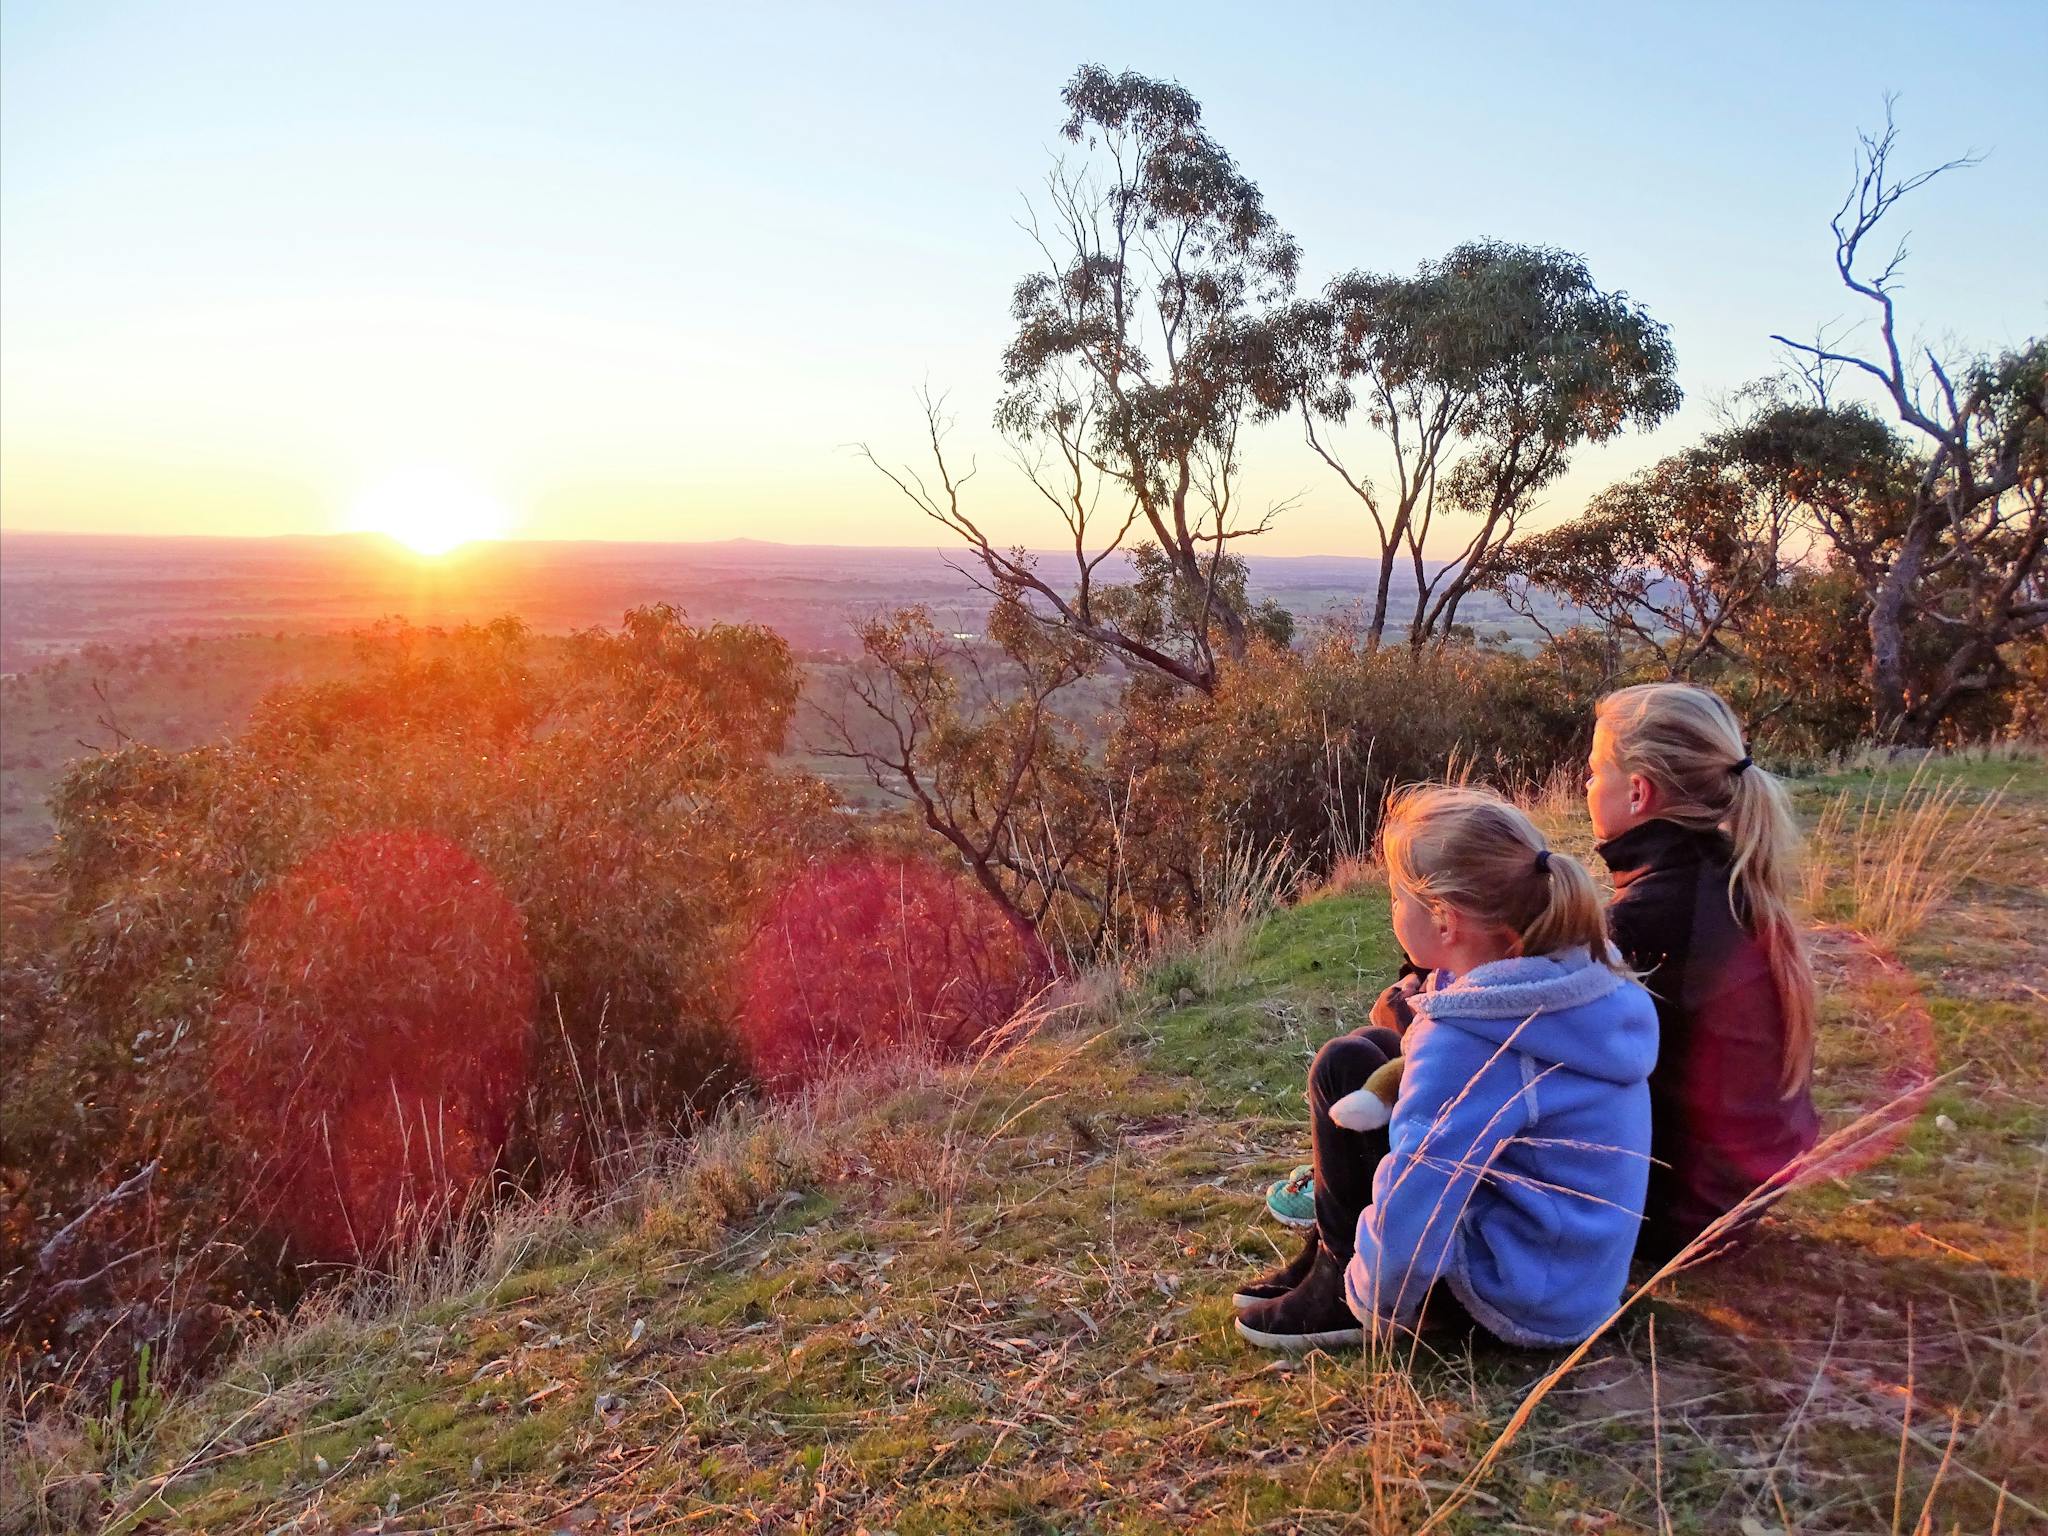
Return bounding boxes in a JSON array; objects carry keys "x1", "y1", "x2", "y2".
[
  {"x1": 1768, "y1": 102, "x2": 2047, "y2": 743},
  {"x1": 862, "y1": 65, "x2": 1300, "y2": 694},
  {"x1": 1258, "y1": 242, "x2": 1681, "y2": 648},
  {"x1": 1491, "y1": 435, "x2": 1801, "y2": 680}
]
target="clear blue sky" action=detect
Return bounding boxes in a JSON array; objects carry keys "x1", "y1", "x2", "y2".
[{"x1": 3, "y1": 0, "x2": 2043, "y2": 553}]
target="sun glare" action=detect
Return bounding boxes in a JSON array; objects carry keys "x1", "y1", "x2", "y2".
[{"x1": 348, "y1": 467, "x2": 513, "y2": 556}]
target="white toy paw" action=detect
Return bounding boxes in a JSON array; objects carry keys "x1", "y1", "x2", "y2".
[{"x1": 1329, "y1": 1087, "x2": 1392, "y2": 1132}]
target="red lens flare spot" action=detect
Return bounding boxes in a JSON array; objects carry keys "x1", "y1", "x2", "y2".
[
  {"x1": 739, "y1": 853, "x2": 1050, "y2": 1090},
  {"x1": 215, "y1": 831, "x2": 534, "y2": 1263}
]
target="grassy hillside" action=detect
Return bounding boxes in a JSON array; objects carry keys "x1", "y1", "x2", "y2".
[{"x1": 10, "y1": 753, "x2": 2045, "y2": 1534}]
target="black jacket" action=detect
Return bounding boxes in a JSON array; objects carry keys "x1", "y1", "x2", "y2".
[{"x1": 1598, "y1": 819, "x2": 1818, "y2": 1259}]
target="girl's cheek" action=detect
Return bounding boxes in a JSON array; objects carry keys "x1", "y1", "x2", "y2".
[{"x1": 1392, "y1": 897, "x2": 1436, "y2": 966}]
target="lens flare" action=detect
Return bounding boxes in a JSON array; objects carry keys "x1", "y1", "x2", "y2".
[{"x1": 215, "y1": 831, "x2": 535, "y2": 1263}]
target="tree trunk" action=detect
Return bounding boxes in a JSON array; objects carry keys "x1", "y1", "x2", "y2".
[
  {"x1": 1365, "y1": 553, "x2": 1396, "y2": 649},
  {"x1": 1866, "y1": 515, "x2": 1932, "y2": 743}
]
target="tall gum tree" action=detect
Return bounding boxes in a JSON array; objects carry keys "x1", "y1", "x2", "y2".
[
  {"x1": 862, "y1": 65, "x2": 1300, "y2": 695},
  {"x1": 1255, "y1": 242, "x2": 1682, "y2": 648}
]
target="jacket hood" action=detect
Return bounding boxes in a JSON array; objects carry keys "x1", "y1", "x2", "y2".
[{"x1": 1417, "y1": 947, "x2": 1658, "y2": 1086}]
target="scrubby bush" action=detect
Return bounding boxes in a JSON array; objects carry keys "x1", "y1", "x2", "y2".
[
  {"x1": 836, "y1": 606, "x2": 1600, "y2": 960},
  {"x1": 1101, "y1": 631, "x2": 1589, "y2": 927},
  {"x1": 737, "y1": 852, "x2": 1050, "y2": 1088},
  {"x1": 3, "y1": 609, "x2": 842, "y2": 1386},
  {"x1": 215, "y1": 830, "x2": 535, "y2": 1263}
]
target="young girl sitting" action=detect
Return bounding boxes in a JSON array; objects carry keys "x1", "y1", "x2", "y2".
[
  {"x1": 1236, "y1": 785, "x2": 1659, "y2": 1351},
  {"x1": 1589, "y1": 683, "x2": 1818, "y2": 1261}
]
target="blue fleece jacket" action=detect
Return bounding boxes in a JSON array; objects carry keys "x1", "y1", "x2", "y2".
[{"x1": 1344, "y1": 947, "x2": 1659, "y2": 1347}]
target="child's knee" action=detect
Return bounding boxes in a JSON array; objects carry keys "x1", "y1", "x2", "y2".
[{"x1": 1310, "y1": 1033, "x2": 1391, "y2": 1100}]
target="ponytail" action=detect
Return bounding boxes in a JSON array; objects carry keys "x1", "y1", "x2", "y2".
[
  {"x1": 1725, "y1": 761, "x2": 1816, "y2": 1094},
  {"x1": 1596, "y1": 684, "x2": 1817, "y2": 1095},
  {"x1": 1522, "y1": 847, "x2": 1610, "y2": 962},
  {"x1": 1382, "y1": 786, "x2": 1620, "y2": 970}
]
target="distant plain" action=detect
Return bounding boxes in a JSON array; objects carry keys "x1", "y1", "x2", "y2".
[{"x1": 0, "y1": 532, "x2": 1562, "y2": 858}]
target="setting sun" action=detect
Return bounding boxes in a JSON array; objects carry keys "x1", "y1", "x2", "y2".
[{"x1": 346, "y1": 467, "x2": 512, "y2": 556}]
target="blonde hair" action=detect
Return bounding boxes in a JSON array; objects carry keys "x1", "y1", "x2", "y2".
[
  {"x1": 1380, "y1": 784, "x2": 1618, "y2": 969},
  {"x1": 1595, "y1": 683, "x2": 1816, "y2": 1095}
]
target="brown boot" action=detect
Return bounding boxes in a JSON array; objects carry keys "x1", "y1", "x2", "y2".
[
  {"x1": 1234, "y1": 1238, "x2": 1364, "y2": 1352},
  {"x1": 1231, "y1": 1225, "x2": 1319, "y2": 1309}
]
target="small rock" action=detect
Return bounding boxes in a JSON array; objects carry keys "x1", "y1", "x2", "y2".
[
  {"x1": 373, "y1": 1439, "x2": 395, "y2": 1460},
  {"x1": 470, "y1": 1454, "x2": 484, "y2": 1479},
  {"x1": 313, "y1": 1454, "x2": 330, "y2": 1475},
  {"x1": 1174, "y1": 986, "x2": 1196, "y2": 1006},
  {"x1": 1935, "y1": 1113, "x2": 1958, "y2": 1133}
]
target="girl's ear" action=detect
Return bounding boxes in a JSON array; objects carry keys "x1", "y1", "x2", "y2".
[
  {"x1": 1433, "y1": 902, "x2": 1461, "y2": 946},
  {"x1": 1628, "y1": 771, "x2": 1657, "y2": 816}
]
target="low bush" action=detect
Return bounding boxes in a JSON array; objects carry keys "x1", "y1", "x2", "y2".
[
  {"x1": 2, "y1": 609, "x2": 842, "y2": 1391},
  {"x1": 215, "y1": 829, "x2": 535, "y2": 1264},
  {"x1": 1105, "y1": 632, "x2": 1590, "y2": 916},
  {"x1": 737, "y1": 852, "x2": 1050, "y2": 1087}
]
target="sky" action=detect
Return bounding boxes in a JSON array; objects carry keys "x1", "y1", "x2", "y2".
[{"x1": 3, "y1": 1, "x2": 2044, "y2": 556}]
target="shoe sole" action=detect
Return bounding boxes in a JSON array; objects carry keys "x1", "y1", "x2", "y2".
[
  {"x1": 1268, "y1": 1208, "x2": 1316, "y2": 1229},
  {"x1": 1231, "y1": 1288, "x2": 1285, "y2": 1309},
  {"x1": 1235, "y1": 1316, "x2": 1364, "y2": 1352}
]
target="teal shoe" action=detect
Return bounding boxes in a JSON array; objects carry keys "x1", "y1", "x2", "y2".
[{"x1": 1265, "y1": 1164, "x2": 1317, "y2": 1228}]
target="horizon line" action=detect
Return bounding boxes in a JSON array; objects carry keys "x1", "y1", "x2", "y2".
[{"x1": 0, "y1": 526, "x2": 1426, "y2": 564}]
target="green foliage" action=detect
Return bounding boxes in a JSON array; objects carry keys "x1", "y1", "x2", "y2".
[
  {"x1": 1052, "y1": 632, "x2": 1585, "y2": 941},
  {"x1": 1257, "y1": 240, "x2": 1681, "y2": 645},
  {"x1": 1091, "y1": 542, "x2": 1293, "y2": 669},
  {"x1": 1505, "y1": 384, "x2": 2045, "y2": 751},
  {"x1": 1000, "y1": 64, "x2": 1301, "y2": 482},
  {"x1": 83, "y1": 1343, "x2": 163, "y2": 1468},
  {"x1": 844, "y1": 593, "x2": 1592, "y2": 965},
  {"x1": 1495, "y1": 439, "x2": 1793, "y2": 675},
  {"x1": 4, "y1": 608, "x2": 840, "y2": 1380}
]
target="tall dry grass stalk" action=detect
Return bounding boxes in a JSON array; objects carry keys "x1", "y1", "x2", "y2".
[
  {"x1": 1804, "y1": 762, "x2": 2007, "y2": 947},
  {"x1": 1192, "y1": 835, "x2": 1300, "y2": 992},
  {"x1": 1410, "y1": 1069, "x2": 2047, "y2": 1536}
]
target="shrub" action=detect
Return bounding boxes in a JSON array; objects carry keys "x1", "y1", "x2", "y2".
[
  {"x1": 737, "y1": 853, "x2": 1050, "y2": 1087},
  {"x1": 1107, "y1": 633, "x2": 1589, "y2": 917},
  {"x1": 215, "y1": 830, "x2": 535, "y2": 1263},
  {"x1": 5, "y1": 609, "x2": 841, "y2": 1386}
]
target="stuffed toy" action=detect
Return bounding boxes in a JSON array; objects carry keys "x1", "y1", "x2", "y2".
[
  {"x1": 1324, "y1": 970, "x2": 1424, "y2": 1131},
  {"x1": 1328, "y1": 1055, "x2": 1404, "y2": 1132}
]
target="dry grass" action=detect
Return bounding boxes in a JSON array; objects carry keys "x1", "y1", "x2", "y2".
[
  {"x1": 9, "y1": 748, "x2": 2046, "y2": 1533},
  {"x1": 1804, "y1": 759, "x2": 2008, "y2": 946},
  {"x1": 1132, "y1": 831, "x2": 1304, "y2": 1003}
]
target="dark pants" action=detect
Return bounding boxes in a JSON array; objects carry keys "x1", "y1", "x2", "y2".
[{"x1": 1309, "y1": 1024, "x2": 1401, "y2": 1260}]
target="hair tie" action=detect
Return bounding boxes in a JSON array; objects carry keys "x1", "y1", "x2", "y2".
[
  {"x1": 1534, "y1": 849, "x2": 1553, "y2": 874},
  {"x1": 1730, "y1": 754, "x2": 1754, "y2": 777}
]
